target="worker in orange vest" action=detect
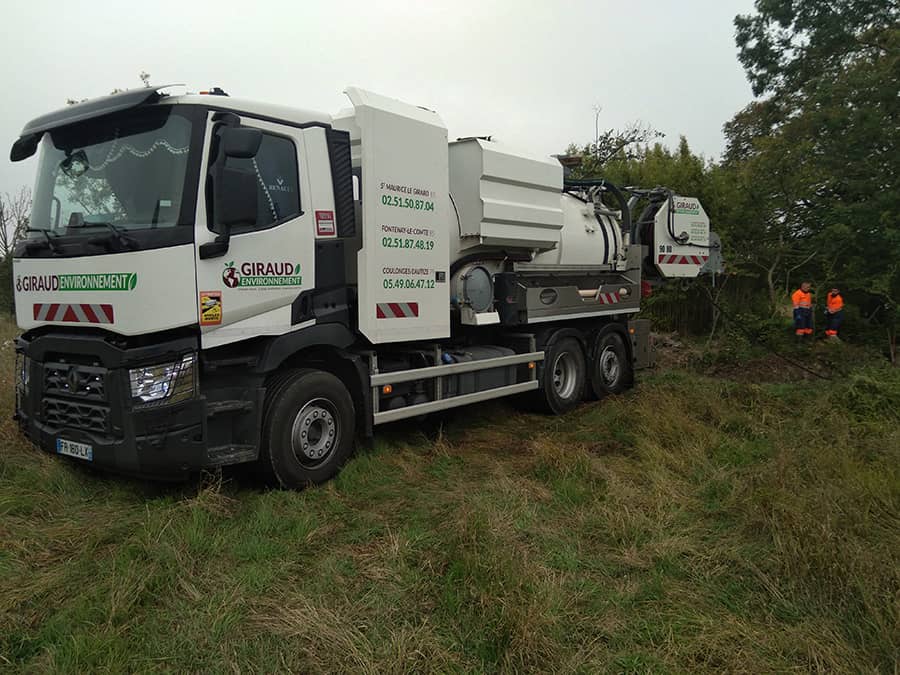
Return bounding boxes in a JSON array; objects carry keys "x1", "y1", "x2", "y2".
[
  {"x1": 824, "y1": 286, "x2": 844, "y2": 338},
  {"x1": 791, "y1": 281, "x2": 814, "y2": 338}
]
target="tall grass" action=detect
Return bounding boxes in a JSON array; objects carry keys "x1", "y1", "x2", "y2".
[{"x1": 1, "y1": 318, "x2": 897, "y2": 672}]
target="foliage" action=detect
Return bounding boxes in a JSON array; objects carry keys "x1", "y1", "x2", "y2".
[
  {"x1": 726, "y1": 0, "x2": 900, "y2": 355},
  {"x1": 0, "y1": 256, "x2": 14, "y2": 317},
  {"x1": 734, "y1": 0, "x2": 897, "y2": 100},
  {"x1": 0, "y1": 187, "x2": 31, "y2": 259},
  {"x1": 563, "y1": 2, "x2": 898, "y2": 360},
  {"x1": 564, "y1": 117, "x2": 664, "y2": 178},
  {"x1": 66, "y1": 71, "x2": 152, "y2": 105},
  {"x1": 0, "y1": 188, "x2": 31, "y2": 315}
]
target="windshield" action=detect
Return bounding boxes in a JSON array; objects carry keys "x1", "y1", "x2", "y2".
[{"x1": 25, "y1": 105, "x2": 202, "y2": 256}]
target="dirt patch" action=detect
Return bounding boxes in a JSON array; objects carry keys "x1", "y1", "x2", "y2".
[
  {"x1": 703, "y1": 355, "x2": 826, "y2": 383},
  {"x1": 652, "y1": 332, "x2": 694, "y2": 371},
  {"x1": 651, "y1": 332, "x2": 841, "y2": 383}
]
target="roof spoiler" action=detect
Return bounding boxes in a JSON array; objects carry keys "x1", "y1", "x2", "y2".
[{"x1": 9, "y1": 84, "x2": 180, "y2": 162}]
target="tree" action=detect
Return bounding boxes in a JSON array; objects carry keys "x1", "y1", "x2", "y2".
[
  {"x1": 734, "y1": 0, "x2": 897, "y2": 102},
  {"x1": 0, "y1": 187, "x2": 32, "y2": 315},
  {"x1": 0, "y1": 187, "x2": 31, "y2": 259},
  {"x1": 562, "y1": 112, "x2": 664, "y2": 178},
  {"x1": 726, "y1": 1, "x2": 899, "y2": 357}
]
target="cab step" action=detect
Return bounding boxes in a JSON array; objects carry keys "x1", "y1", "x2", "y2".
[
  {"x1": 206, "y1": 444, "x2": 257, "y2": 466},
  {"x1": 206, "y1": 400, "x2": 254, "y2": 416}
]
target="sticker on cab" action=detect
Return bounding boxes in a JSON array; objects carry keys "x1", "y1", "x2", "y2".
[
  {"x1": 199, "y1": 291, "x2": 222, "y2": 326},
  {"x1": 315, "y1": 210, "x2": 336, "y2": 237}
]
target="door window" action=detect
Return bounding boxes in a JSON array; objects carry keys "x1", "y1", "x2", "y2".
[{"x1": 218, "y1": 131, "x2": 301, "y2": 232}]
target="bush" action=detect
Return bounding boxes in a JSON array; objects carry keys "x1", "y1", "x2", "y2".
[
  {"x1": 836, "y1": 369, "x2": 900, "y2": 422},
  {"x1": 0, "y1": 256, "x2": 14, "y2": 317}
]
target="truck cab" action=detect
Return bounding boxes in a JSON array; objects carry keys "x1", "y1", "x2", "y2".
[{"x1": 13, "y1": 86, "x2": 362, "y2": 481}]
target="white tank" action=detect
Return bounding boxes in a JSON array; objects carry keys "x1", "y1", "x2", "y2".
[
  {"x1": 448, "y1": 138, "x2": 623, "y2": 267},
  {"x1": 531, "y1": 194, "x2": 623, "y2": 267}
]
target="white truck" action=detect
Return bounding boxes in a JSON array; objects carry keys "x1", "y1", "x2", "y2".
[{"x1": 10, "y1": 86, "x2": 719, "y2": 488}]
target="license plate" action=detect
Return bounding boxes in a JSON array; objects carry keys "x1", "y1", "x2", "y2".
[{"x1": 56, "y1": 438, "x2": 93, "y2": 461}]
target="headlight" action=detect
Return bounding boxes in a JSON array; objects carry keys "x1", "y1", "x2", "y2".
[{"x1": 129, "y1": 353, "x2": 197, "y2": 408}]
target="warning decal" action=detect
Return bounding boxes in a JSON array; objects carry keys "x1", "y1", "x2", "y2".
[
  {"x1": 199, "y1": 291, "x2": 222, "y2": 326},
  {"x1": 657, "y1": 254, "x2": 709, "y2": 265},
  {"x1": 315, "y1": 210, "x2": 336, "y2": 237},
  {"x1": 375, "y1": 302, "x2": 419, "y2": 318}
]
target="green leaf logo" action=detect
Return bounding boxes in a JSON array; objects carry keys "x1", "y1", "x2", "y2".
[{"x1": 128, "y1": 273, "x2": 137, "y2": 290}]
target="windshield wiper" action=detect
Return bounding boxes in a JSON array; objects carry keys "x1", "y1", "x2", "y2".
[
  {"x1": 25, "y1": 228, "x2": 61, "y2": 254},
  {"x1": 72, "y1": 221, "x2": 141, "y2": 251}
]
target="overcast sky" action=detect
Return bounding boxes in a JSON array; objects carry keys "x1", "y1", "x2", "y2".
[{"x1": 2, "y1": 0, "x2": 756, "y2": 194}]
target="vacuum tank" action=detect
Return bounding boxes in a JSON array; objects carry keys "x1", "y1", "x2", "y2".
[{"x1": 447, "y1": 137, "x2": 623, "y2": 266}]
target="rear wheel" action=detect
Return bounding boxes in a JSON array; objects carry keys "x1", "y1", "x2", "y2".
[
  {"x1": 533, "y1": 337, "x2": 586, "y2": 414},
  {"x1": 590, "y1": 330, "x2": 633, "y2": 397},
  {"x1": 259, "y1": 368, "x2": 356, "y2": 489}
]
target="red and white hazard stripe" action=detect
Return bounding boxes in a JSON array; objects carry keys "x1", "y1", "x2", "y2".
[
  {"x1": 376, "y1": 302, "x2": 419, "y2": 319},
  {"x1": 595, "y1": 291, "x2": 622, "y2": 305},
  {"x1": 657, "y1": 254, "x2": 709, "y2": 265},
  {"x1": 33, "y1": 303, "x2": 114, "y2": 324}
]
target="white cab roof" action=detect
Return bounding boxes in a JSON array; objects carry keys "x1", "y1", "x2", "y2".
[{"x1": 161, "y1": 94, "x2": 332, "y2": 127}]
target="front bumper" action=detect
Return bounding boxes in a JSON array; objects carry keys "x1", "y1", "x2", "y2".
[{"x1": 15, "y1": 330, "x2": 213, "y2": 480}]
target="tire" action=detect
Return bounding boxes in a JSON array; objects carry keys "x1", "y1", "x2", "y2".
[
  {"x1": 590, "y1": 330, "x2": 633, "y2": 397},
  {"x1": 533, "y1": 336, "x2": 587, "y2": 415},
  {"x1": 258, "y1": 368, "x2": 356, "y2": 489}
]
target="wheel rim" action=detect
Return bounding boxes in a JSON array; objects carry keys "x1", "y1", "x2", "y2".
[
  {"x1": 290, "y1": 398, "x2": 339, "y2": 468},
  {"x1": 599, "y1": 345, "x2": 620, "y2": 386},
  {"x1": 551, "y1": 351, "x2": 578, "y2": 400}
]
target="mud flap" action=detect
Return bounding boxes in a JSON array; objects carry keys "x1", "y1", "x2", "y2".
[{"x1": 628, "y1": 319, "x2": 654, "y2": 370}]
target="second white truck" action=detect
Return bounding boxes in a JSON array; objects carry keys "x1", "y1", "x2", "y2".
[{"x1": 11, "y1": 86, "x2": 720, "y2": 487}]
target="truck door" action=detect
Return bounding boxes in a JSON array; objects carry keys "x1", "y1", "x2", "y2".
[{"x1": 194, "y1": 114, "x2": 325, "y2": 349}]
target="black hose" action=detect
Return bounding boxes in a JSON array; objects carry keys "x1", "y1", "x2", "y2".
[
  {"x1": 449, "y1": 251, "x2": 532, "y2": 277},
  {"x1": 449, "y1": 192, "x2": 461, "y2": 237}
]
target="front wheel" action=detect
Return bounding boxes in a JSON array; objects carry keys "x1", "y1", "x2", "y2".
[{"x1": 259, "y1": 369, "x2": 356, "y2": 489}]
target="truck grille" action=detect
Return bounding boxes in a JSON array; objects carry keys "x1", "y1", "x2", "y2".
[
  {"x1": 43, "y1": 398, "x2": 110, "y2": 434},
  {"x1": 43, "y1": 362, "x2": 107, "y2": 402}
]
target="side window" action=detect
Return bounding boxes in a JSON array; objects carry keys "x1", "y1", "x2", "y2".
[{"x1": 225, "y1": 132, "x2": 300, "y2": 230}]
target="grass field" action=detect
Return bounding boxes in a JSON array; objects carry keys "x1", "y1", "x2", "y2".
[{"x1": 1, "y1": 317, "x2": 898, "y2": 673}]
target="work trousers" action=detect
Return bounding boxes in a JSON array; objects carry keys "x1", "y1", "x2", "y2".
[
  {"x1": 793, "y1": 307, "x2": 813, "y2": 335},
  {"x1": 825, "y1": 310, "x2": 843, "y2": 337}
]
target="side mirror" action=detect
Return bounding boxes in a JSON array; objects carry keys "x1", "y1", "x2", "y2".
[
  {"x1": 216, "y1": 167, "x2": 258, "y2": 227},
  {"x1": 222, "y1": 127, "x2": 262, "y2": 159},
  {"x1": 11, "y1": 133, "x2": 40, "y2": 162},
  {"x1": 200, "y1": 167, "x2": 258, "y2": 260},
  {"x1": 199, "y1": 127, "x2": 262, "y2": 260}
]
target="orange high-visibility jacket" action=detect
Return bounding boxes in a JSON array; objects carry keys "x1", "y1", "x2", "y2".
[
  {"x1": 827, "y1": 292, "x2": 844, "y2": 313},
  {"x1": 792, "y1": 289, "x2": 812, "y2": 309}
]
